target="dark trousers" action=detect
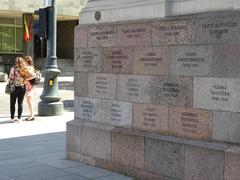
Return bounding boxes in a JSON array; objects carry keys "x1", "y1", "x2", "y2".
[{"x1": 10, "y1": 86, "x2": 26, "y2": 119}]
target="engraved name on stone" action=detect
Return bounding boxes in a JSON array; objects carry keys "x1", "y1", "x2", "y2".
[
  {"x1": 149, "y1": 77, "x2": 193, "y2": 107},
  {"x1": 196, "y1": 14, "x2": 240, "y2": 43},
  {"x1": 194, "y1": 78, "x2": 240, "y2": 112},
  {"x1": 76, "y1": 48, "x2": 101, "y2": 72},
  {"x1": 170, "y1": 46, "x2": 213, "y2": 76},
  {"x1": 180, "y1": 111, "x2": 199, "y2": 134},
  {"x1": 153, "y1": 19, "x2": 195, "y2": 45},
  {"x1": 102, "y1": 100, "x2": 132, "y2": 127},
  {"x1": 89, "y1": 74, "x2": 116, "y2": 99},
  {"x1": 118, "y1": 23, "x2": 151, "y2": 46},
  {"x1": 102, "y1": 47, "x2": 133, "y2": 73},
  {"x1": 88, "y1": 26, "x2": 117, "y2": 47},
  {"x1": 133, "y1": 47, "x2": 169, "y2": 75}
]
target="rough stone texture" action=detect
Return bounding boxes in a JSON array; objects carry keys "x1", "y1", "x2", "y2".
[
  {"x1": 74, "y1": 72, "x2": 88, "y2": 97},
  {"x1": 152, "y1": 19, "x2": 195, "y2": 45},
  {"x1": 95, "y1": 159, "x2": 163, "y2": 180},
  {"x1": 66, "y1": 120, "x2": 81, "y2": 154},
  {"x1": 75, "y1": 97, "x2": 101, "y2": 123},
  {"x1": 213, "y1": 111, "x2": 240, "y2": 144},
  {"x1": 88, "y1": 25, "x2": 117, "y2": 47},
  {"x1": 169, "y1": 107, "x2": 212, "y2": 140},
  {"x1": 212, "y1": 44, "x2": 240, "y2": 78},
  {"x1": 194, "y1": 77, "x2": 240, "y2": 113},
  {"x1": 145, "y1": 136, "x2": 185, "y2": 179},
  {"x1": 101, "y1": 100, "x2": 132, "y2": 128},
  {"x1": 117, "y1": 74, "x2": 152, "y2": 103},
  {"x1": 88, "y1": 73, "x2": 117, "y2": 99},
  {"x1": 225, "y1": 146, "x2": 240, "y2": 180},
  {"x1": 102, "y1": 47, "x2": 133, "y2": 74},
  {"x1": 184, "y1": 145, "x2": 224, "y2": 180},
  {"x1": 75, "y1": 26, "x2": 88, "y2": 48},
  {"x1": 170, "y1": 45, "x2": 213, "y2": 76},
  {"x1": 117, "y1": 22, "x2": 152, "y2": 47},
  {"x1": 133, "y1": 103, "x2": 168, "y2": 134},
  {"x1": 196, "y1": 13, "x2": 240, "y2": 44},
  {"x1": 149, "y1": 76, "x2": 193, "y2": 107},
  {"x1": 133, "y1": 46, "x2": 170, "y2": 75},
  {"x1": 82, "y1": 124, "x2": 111, "y2": 160},
  {"x1": 111, "y1": 129, "x2": 144, "y2": 169},
  {"x1": 75, "y1": 48, "x2": 102, "y2": 73}
]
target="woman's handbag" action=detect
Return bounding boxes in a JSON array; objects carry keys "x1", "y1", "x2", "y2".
[{"x1": 5, "y1": 82, "x2": 15, "y2": 94}]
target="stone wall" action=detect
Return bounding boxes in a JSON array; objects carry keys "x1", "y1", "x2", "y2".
[{"x1": 67, "y1": 10, "x2": 240, "y2": 179}]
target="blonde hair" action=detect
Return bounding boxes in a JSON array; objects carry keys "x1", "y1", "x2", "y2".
[
  {"x1": 15, "y1": 57, "x2": 26, "y2": 69},
  {"x1": 24, "y1": 56, "x2": 33, "y2": 66}
]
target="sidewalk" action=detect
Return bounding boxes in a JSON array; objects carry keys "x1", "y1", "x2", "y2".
[{"x1": 0, "y1": 80, "x2": 132, "y2": 180}]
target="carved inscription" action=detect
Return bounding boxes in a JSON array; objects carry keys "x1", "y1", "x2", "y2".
[
  {"x1": 142, "y1": 107, "x2": 157, "y2": 127},
  {"x1": 171, "y1": 46, "x2": 212, "y2": 76},
  {"x1": 118, "y1": 23, "x2": 151, "y2": 46},
  {"x1": 180, "y1": 111, "x2": 198, "y2": 134},
  {"x1": 201, "y1": 22, "x2": 237, "y2": 40},
  {"x1": 102, "y1": 100, "x2": 132, "y2": 127},
  {"x1": 81, "y1": 99, "x2": 94, "y2": 120},
  {"x1": 102, "y1": 48, "x2": 133, "y2": 73},
  {"x1": 126, "y1": 78, "x2": 140, "y2": 97},
  {"x1": 210, "y1": 84, "x2": 230, "y2": 102},
  {"x1": 95, "y1": 76, "x2": 108, "y2": 95},
  {"x1": 88, "y1": 26, "x2": 117, "y2": 47},
  {"x1": 169, "y1": 107, "x2": 212, "y2": 139},
  {"x1": 149, "y1": 77, "x2": 192, "y2": 107},
  {"x1": 110, "y1": 103, "x2": 123, "y2": 122},
  {"x1": 152, "y1": 20, "x2": 194, "y2": 45}
]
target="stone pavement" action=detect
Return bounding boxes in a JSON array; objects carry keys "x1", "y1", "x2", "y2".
[{"x1": 0, "y1": 79, "x2": 132, "y2": 180}]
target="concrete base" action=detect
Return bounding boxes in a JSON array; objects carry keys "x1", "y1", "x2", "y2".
[{"x1": 38, "y1": 101, "x2": 64, "y2": 116}]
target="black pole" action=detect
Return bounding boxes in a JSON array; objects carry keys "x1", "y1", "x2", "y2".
[{"x1": 38, "y1": 0, "x2": 63, "y2": 116}]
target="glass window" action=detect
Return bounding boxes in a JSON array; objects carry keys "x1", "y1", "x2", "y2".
[
  {"x1": 16, "y1": 27, "x2": 23, "y2": 52},
  {"x1": 1, "y1": 26, "x2": 15, "y2": 52}
]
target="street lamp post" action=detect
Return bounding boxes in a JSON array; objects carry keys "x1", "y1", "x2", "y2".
[{"x1": 38, "y1": 0, "x2": 63, "y2": 116}]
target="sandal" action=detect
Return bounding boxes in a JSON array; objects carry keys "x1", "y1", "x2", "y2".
[{"x1": 26, "y1": 117, "x2": 35, "y2": 121}]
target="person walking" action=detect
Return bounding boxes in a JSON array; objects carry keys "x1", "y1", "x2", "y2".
[
  {"x1": 8, "y1": 57, "x2": 27, "y2": 122},
  {"x1": 24, "y1": 56, "x2": 36, "y2": 121}
]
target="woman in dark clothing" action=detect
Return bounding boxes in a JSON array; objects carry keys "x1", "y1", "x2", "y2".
[{"x1": 8, "y1": 57, "x2": 27, "y2": 122}]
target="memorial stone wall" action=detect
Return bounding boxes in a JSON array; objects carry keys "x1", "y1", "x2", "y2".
[{"x1": 67, "y1": 10, "x2": 240, "y2": 179}]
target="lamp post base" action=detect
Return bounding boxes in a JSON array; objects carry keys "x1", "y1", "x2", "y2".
[{"x1": 38, "y1": 101, "x2": 64, "y2": 116}]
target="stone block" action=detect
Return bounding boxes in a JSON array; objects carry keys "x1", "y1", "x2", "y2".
[
  {"x1": 101, "y1": 100, "x2": 132, "y2": 128},
  {"x1": 184, "y1": 145, "x2": 224, "y2": 180},
  {"x1": 117, "y1": 22, "x2": 152, "y2": 47},
  {"x1": 149, "y1": 76, "x2": 193, "y2": 107},
  {"x1": 194, "y1": 78, "x2": 240, "y2": 112},
  {"x1": 145, "y1": 136, "x2": 185, "y2": 179},
  {"x1": 169, "y1": 107, "x2": 212, "y2": 140},
  {"x1": 152, "y1": 19, "x2": 195, "y2": 45},
  {"x1": 212, "y1": 44, "x2": 240, "y2": 78},
  {"x1": 225, "y1": 146, "x2": 240, "y2": 180},
  {"x1": 88, "y1": 25, "x2": 117, "y2": 47},
  {"x1": 133, "y1": 46, "x2": 170, "y2": 75},
  {"x1": 196, "y1": 13, "x2": 240, "y2": 44},
  {"x1": 66, "y1": 120, "x2": 81, "y2": 154},
  {"x1": 95, "y1": 159, "x2": 162, "y2": 180},
  {"x1": 102, "y1": 47, "x2": 133, "y2": 74},
  {"x1": 82, "y1": 123, "x2": 111, "y2": 160},
  {"x1": 75, "y1": 97, "x2": 101, "y2": 123},
  {"x1": 75, "y1": 48, "x2": 101, "y2": 73},
  {"x1": 111, "y1": 129, "x2": 144, "y2": 169},
  {"x1": 213, "y1": 111, "x2": 240, "y2": 144},
  {"x1": 133, "y1": 103, "x2": 168, "y2": 134},
  {"x1": 117, "y1": 74, "x2": 151, "y2": 103},
  {"x1": 88, "y1": 73, "x2": 117, "y2": 99},
  {"x1": 74, "y1": 26, "x2": 87, "y2": 48},
  {"x1": 74, "y1": 72, "x2": 88, "y2": 97},
  {"x1": 170, "y1": 45, "x2": 213, "y2": 76}
]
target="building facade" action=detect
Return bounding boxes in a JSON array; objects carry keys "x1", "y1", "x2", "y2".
[{"x1": 0, "y1": 0, "x2": 86, "y2": 74}]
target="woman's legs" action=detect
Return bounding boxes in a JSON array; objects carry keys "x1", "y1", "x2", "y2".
[
  {"x1": 26, "y1": 95, "x2": 34, "y2": 118},
  {"x1": 10, "y1": 92, "x2": 17, "y2": 119},
  {"x1": 17, "y1": 86, "x2": 25, "y2": 119}
]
